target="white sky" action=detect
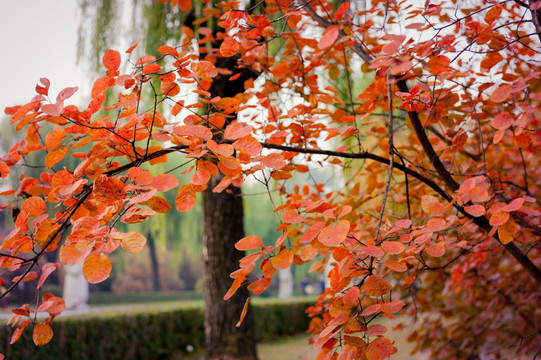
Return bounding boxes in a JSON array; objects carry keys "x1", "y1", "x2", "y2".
[{"x1": 0, "y1": 1, "x2": 84, "y2": 115}]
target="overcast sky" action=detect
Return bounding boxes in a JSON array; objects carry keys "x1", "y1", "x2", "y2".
[{"x1": 0, "y1": 1, "x2": 85, "y2": 115}]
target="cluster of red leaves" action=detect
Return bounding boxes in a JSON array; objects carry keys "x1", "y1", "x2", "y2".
[{"x1": 1, "y1": 0, "x2": 540, "y2": 358}]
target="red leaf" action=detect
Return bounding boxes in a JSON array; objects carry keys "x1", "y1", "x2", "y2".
[
  {"x1": 365, "y1": 324, "x2": 387, "y2": 337},
  {"x1": 142, "y1": 63, "x2": 162, "y2": 74},
  {"x1": 491, "y1": 111, "x2": 513, "y2": 130},
  {"x1": 173, "y1": 125, "x2": 213, "y2": 141},
  {"x1": 151, "y1": 174, "x2": 179, "y2": 191},
  {"x1": 502, "y1": 198, "x2": 524, "y2": 212},
  {"x1": 157, "y1": 45, "x2": 179, "y2": 57},
  {"x1": 56, "y1": 86, "x2": 78, "y2": 102},
  {"x1": 464, "y1": 204, "x2": 485, "y2": 217},
  {"x1": 37, "y1": 263, "x2": 60, "y2": 289},
  {"x1": 125, "y1": 39, "x2": 140, "y2": 54},
  {"x1": 318, "y1": 25, "x2": 340, "y2": 50},
  {"x1": 318, "y1": 220, "x2": 350, "y2": 246},
  {"x1": 366, "y1": 337, "x2": 394, "y2": 360},
  {"x1": 335, "y1": 1, "x2": 350, "y2": 20},
  {"x1": 224, "y1": 122, "x2": 253, "y2": 140},
  {"x1": 36, "y1": 78, "x2": 50, "y2": 96},
  {"x1": 102, "y1": 49, "x2": 121, "y2": 71}
]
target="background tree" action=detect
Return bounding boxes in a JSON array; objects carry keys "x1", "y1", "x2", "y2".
[
  {"x1": 0, "y1": 1, "x2": 540, "y2": 359},
  {"x1": 78, "y1": 1, "x2": 258, "y2": 358}
]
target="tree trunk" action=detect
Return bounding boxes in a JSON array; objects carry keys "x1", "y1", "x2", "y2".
[
  {"x1": 147, "y1": 232, "x2": 161, "y2": 291},
  {"x1": 202, "y1": 175, "x2": 258, "y2": 360}
]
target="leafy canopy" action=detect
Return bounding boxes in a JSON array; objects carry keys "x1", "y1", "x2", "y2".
[{"x1": 1, "y1": 0, "x2": 540, "y2": 359}]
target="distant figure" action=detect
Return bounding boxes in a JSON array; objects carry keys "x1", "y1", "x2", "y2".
[
  {"x1": 63, "y1": 263, "x2": 89, "y2": 311},
  {"x1": 301, "y1": 276, "x2": 309, "y2": 295}
]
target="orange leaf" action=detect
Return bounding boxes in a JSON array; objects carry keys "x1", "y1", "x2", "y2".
[
  {"x1": 300, "y1": 221, "x2": 326, "y2": 243},
  {"x1": 45, "y1": 145, "x2": 70, "y2": 169},
  {"x1": 485, "y1": 4, "x2": 502, "y2": 24},
  {"x1": 236, "y1": 296, "x2": 251, "y2": 327},
  {"x1": 282, "y1": 208, "x2": 303, "y2": 223},
  {"x1": 366, "y1": 337, "x2": 394, "y2": 360},
  {"x1": 426, "y1": 217, "x2": 446, "y2": 231},
  {"x1": 490, "y1": 209, "x2": 510, "y2": 227},
  {"x1": 224, "y1": 122, "x2": 252, "y2": 140},
  {"x1": 498, "y1": 217, "x2": 517, "y2": 244},
  {"x1": 176, "y1": 184, "x2": 197, "y2": 212},
  {"x1": 102, "y1": 49, "x2": 121, "y2": 71},
  {"x1": 21, "y1": 196, "x2": 47, "y2": 217},
  {"x1": 233, "y1": 136, "x2": 262, "y2": 156},
  {"x1": 318, "y1": 25, "x2": 340, "y2": 49},
  {"x1": 44, "y1": 126, "x2": 66, "y2": 150},
  {"x1": 157, "y1": 45, "x2": 179, "y2": 57},
  {"x1": 425, "y1": 243, "x2": 445, "y2": 257},
  {"x1": 33, "y1": 323, "x2": 53, "y2": 346},
  {"x1": 129, "y1": 167, "x2": 154, "y2": 186},
  {"x1": 59, "y1": 244, "x2": 91, "y2": 266},
  {"x1": 191, "y1": 168, "x2": 211, "y2": 186},
  {"x1": 117, "y1": 231, "x2": 147, "y2": 254},
  {"x1": 343, "y1": 286, "x2": 360, "y2": 307},
  {"x1": 271, "y1": 248, "x2": 294, "y2": 269},
  {"x1": 335, "y1": 1, "x2": 350, "y2": 20},
  {"x1": 363, "y1": 275, "x2": 392, "y2": 297},
  {"x1": 220, "y1": 38, "x2": 240, "y2": 57},
  {"x1": 236, "y1": 235, "x2": 263, "y2": 251},
  {"x1": 224, "y1": 272, "x2": 246, "y2": 300},
  {"x1": 384, "y1": 258, "x2": 408, "y2": 272},
  {"x1": 247, "y1": 276, "x2": 271, "y2": 294},
  {"x1": 318, "y1": 220, "x2": 350, "y2": 246},
  {"x1": 178, "y1": 0, "x2": 192, "y2": 12},
  {"x1": 82, "y1": 253, "x2": 112, "y2": 284}
]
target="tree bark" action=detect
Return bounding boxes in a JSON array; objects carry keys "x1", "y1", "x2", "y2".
[
  {"x1": 147, "y1": 232, "x2": 161, "y2": 292},
  {"x1": 202, "y1": 175, "x2": 258, "y2": 360}
]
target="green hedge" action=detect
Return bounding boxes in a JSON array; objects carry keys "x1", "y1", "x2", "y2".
[{"x1": 0, "y1": 298, "x2": 314, "y2": 359}]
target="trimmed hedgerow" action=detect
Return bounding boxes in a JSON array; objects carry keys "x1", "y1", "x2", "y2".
[{"x1": 0, "y1": 298, "x2": 313, "y2": 359}]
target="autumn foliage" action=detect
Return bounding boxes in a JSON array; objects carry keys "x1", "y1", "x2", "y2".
[{"x1": 1, "y1": 0, "x2": 541, "y2": 359}]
